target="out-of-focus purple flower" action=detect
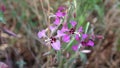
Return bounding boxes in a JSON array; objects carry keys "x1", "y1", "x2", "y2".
[
  {"x1": 38, "y1": 29, "x2": 62, "y2": 50},
  {"x1": 0, "y1": 5, "x2": 6, "y2": 12},
  {"x1": 82, "y1": 34, "x2": 88, "y2": 40},
  {"x1": 54, "y1": 17, "x2": 60, "y2": 25},
  {"x1": 58, "y1": 6, "x2": 66, "y2": 11},
  {"x1": 87, "y1": 40, "x2": 94, "y2": 46},
  {"x1": 70, "y1": 21, "x2": 77, "y2": 27},
  {"x1": 56, "y1": 30, "x2": 66, "y2": 37},
  {"x1": 62, "y1": 35, "x2": 70, "y2": 43},
  {"x1": 49, "y1": 25, "x2": 57, "y2": 33},
  {"x1": 61, "y1": 23, "x2": 69, "y2": 32},
  {"x1": 51, "y1": 40, "x2": 61, "y2": 50},
  {"x1": 55, "y1": 11, "x2": 66, "y2": 17},
  {"x1": 38, "y1": 30, "x2": 46, "y2": 38},
  {"x1": 75, "y1": 35, "x2": 80, "y2": 41},
  {"x1": 78, "y1": 26, "x2": 83, "y2": 32},
  {"x1": 0, "y1": 62, "x2": 8, "y2": 68},
  {"x1": 72, "y1": 45, "x2": 78, "y2": 51},
  {"x1": 81, "y1": 40, "x2": 94, "y2": 47},
  {"x1": 61, "y1": 21, "x2": 77, "y2": 43}
]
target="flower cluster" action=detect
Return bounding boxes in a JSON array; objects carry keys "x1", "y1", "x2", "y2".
[{"x1": 38, "y1": 6, "x2": 103, "y2": 52}]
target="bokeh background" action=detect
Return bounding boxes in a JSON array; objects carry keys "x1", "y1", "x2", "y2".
[{"x1": 0, "y1": 0, "x2": 120, "y2": 68}]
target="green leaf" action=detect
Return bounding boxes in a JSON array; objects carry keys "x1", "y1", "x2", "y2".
[
  {"x1": 79, "y1": 52, "x2": 87, "y2": 64},
  {"x1": 85, "y1": 22, "x2": 90, "y2": 33}
]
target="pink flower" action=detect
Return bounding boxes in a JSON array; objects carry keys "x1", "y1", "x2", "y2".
[
  {"x1": 38, "y1": 30, "x2": 46, "y2": 38},
  {"x1": 51, "y1": 40, "x2": 61, "y2": 50},
  {"x1": 72, "y1": 44, "x2": 78, "y2": 51},
  {"x1": 0, "y1": 5, "x2": 6, "y2": 12},
  {"x1": 0, "y1": 62, "x2": 8, "y2": 68},
  {"x1": 82, "y1": 34, "x2": 88, "y2": 40},
  {"x1": 62, "y1": 35, "x2": 71, "y2": 43},
  {"x1": 70, "y1": 21, "x2": 77, "y2": 27},
  {"x1": 54, "y1": 17, "x2": 60, "y2": 25},
  {"x1": 55, "y1": 11, "x2": 66, "y2": 17},
  {"x1": 38, "y1": 26, "x2": 64, "y2": 50}
]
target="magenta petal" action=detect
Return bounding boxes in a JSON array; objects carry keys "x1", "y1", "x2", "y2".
[
  {"x1": 58, "y1": 6, "x2": 65, "y2": 11},
  {"x1": 56, "y1": 11, "x2": 65, "y2": 17},
  {"x1": 75, "y1": 35, "x2": 80, "y2": 41},
  {"x1": 0, "y1": 62, "x2": 8, "y2": 68},
  {"x1": 38, "y1": 30, "x2": 46, "y2": 38},
  {"x1": 72, "y1": 45, "x2": 78, "y2": 51},
  {"x1": 54, "y1": 17, "x2": 60, "y2": 25},
  {"x1": 62, "y1": 35, "x2": 70, "y2": 43},
  {"x1": 61, "y1": 23, "x2": 69, "y2": 32},
  {"x1": 49, "y1": 26, "x2": 56, "y2": 33},
  {"x1": 87, "y1": 40, "x2": 94, "y2": 46},
  {"x1": 70, "y1": 21, "x2": 77, "y2": 27},
  {"x1": 56, "y1": 30, "x2": 65, "y2": 37},
  {"x1": 1, "y1": 5, "x2": 6, "y2": 12},
  {"x1": 78, "y1": 26, "x2": 83, "y2": 32},
  {"x1": 51, "y1": 40, "x2": 61, "y2": 50},
  {"x1": 82, "y1": 34, "x2": 88, "y2": 39}
]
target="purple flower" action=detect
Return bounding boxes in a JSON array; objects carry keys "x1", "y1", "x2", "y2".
[
  {"x1": 51, "y1": 40, "x2": 61, "y2": 50},
  {"x1": 70, "y1": 21, "x2": 77, "y2": 27},
  {"x1": 38, "y1": 28, "x2": 62, "y2": 50},
  {"x1": 56, "y1": 30, "x2": 66, "y2": 37},
  {"x1": 49, "y1": 25, "x2": 57, "y2": 33},
  {"x1": 61, "y1": 23, "x2": 69, "y2": 32},
  {"x1": 54, "y1": 17, "x2": 60, "y2": 25},
  {"x1": 81, "y1": 40, "x2": 94, "y2": 47},
  {"x1": 72, "y1": 45, "x2": 78, "y2": 51},
  {"x1": 55, "y1": 11, "x2": 66, "y2": 17},
  {"x1": 87, "y1": 40, "x2": 94, "y2": 46},
  {"x1": 0, "y1": 62, "x2": 8, "y2": 68},
  {"x1": 78, "y1": 26, "x2": 83, "y2": 32},
  {"x1": 82, "y1": 34, "x2": 88, "y2": 40},
  {"x1": 62, "y1": 35, "x2": 71, "y2": 43},
  {"x1": 0, "y1": 5, "x2": 6, "y2": 12},
  {"x1": 58, "y1": 6, "x2": 66, "y2": 11},
  {"x1": 75, "y1": 35, "x2": 80, "y2": 41},
  {"x1": 61, "y1": 21, "x2": 77, "y2": 43},
  {"x1": 38, "y1": 30, "x2": 46, "y2": 38}
]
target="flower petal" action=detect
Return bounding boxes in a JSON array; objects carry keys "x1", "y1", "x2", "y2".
[
  {"x1": 75, "y1": 35, "x2": 80, "y2": 41},
  {"x1": 51, "y1": 40, "x2": 61, "y2": 50},
  {"x1": 38, "y1": 30, "x2": 46, "y2": 38},
  {"x1": 56, "y1": 30, "x2": 65, "y2": 37},
  {"x1": 78, "y1": 26, "x2": 83, "y2": 32},
  {"x1": 62, "y1": 35, "x2": 70, "y2": 43},
  {"x1": 55, "y1": 11, "x2": 65, "y2": 17},
  {"x1": 0, "y1": 62, "x2": 8, "y2": 68},
  {"x1": 49, "y1": 26, "x2": 57, "y2": 33},
  {"x1": 61, "y1": 23, "x2": 69, "y2": 32},
  {"x1": 58, "y1": 6, "x2": 66, "y2": 11},
  {"x1": 72, "y1": 45, "x2": 78, "y2": 51},
  {"x1": 54, "y1": 17, "x2": 60, "y2": 25},
  {"x1": 87, "y1": 40, "x2": 94, "y2": 46},
  {"x1": 70, "y1": 21, "x2": 77, "y2": 27},
  {"x1": 82, "y1": 34, "x2": 88, "y2": 40}
]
